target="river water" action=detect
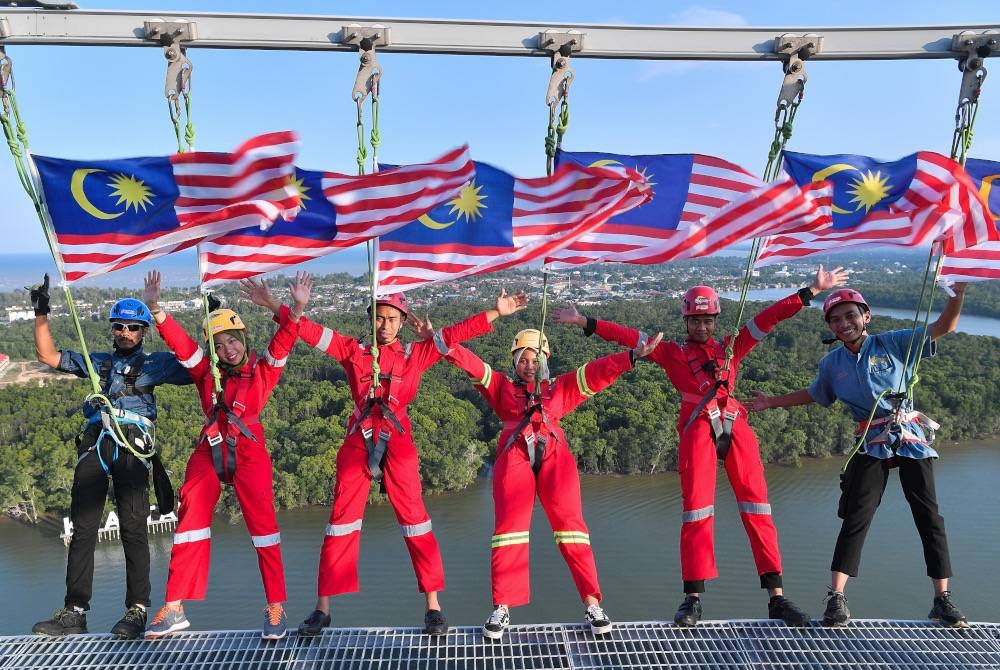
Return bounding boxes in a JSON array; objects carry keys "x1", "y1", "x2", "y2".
[{"x1": 1, "y1": 439, "x2": 998, "y2": 635}]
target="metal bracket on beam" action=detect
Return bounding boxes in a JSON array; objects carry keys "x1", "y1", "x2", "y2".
[
  {"x1": 952, "y1": 29, "x2": 998, "y2": 105},
  {"x1": 0, "y1": 17, "x2": 9, "y2": 39},
  {"x1": 143, "y1": 19, "x2": 197, "y2": 46},
  {"x1": 144, "y1": 20, "x2": 196, "y2": 133},
  {"x1": 774, "y1": 33, "x2": 822, "y2": 108},
  {"x1": 539, "y1": 30, "x2": 582, "y2": 108},
  {"x1": 538, "y1": 29, "x2": 584, "y2": 55},
  {"x1": 340, "y1": 24, "x2": 390, "y2": 48}
]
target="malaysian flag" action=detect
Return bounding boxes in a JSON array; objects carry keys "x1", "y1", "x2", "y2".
[
  {"x1": 940, "y1": 157, "x2": 1000, "y2": 282},
  {"x1": 31, "y1": 131, "x2": 300, "y2": 283},
  {"x1": 196, "y1": 146, "x2": 474, "y2": 289},
  {"x1": 756, "y1": 151, "x2": 997, "y2": 266},
  {"x1": 376, "y1": 160, "x2": 651, "y2": 291}
]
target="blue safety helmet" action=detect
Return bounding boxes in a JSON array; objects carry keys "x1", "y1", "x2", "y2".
[{"x1": 109, "y1": 298, "x2": 152, "y2": 326}]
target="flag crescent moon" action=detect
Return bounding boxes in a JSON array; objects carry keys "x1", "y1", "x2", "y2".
[
  {"x1": 589, "y1": 159, "x2": 623, "y2": 168},
  {"x1": 70, "y1": 169, "x2": 122, "y2": 220},
  {"x1": 810, "y1": 163, "x2": 860, "y2": 215},
  {"x1": 981, "y1": 174, "x2": 999, "y2": 221},
  {"x1": 418, "y1": 213, "x2": 457, "y2": 230}
]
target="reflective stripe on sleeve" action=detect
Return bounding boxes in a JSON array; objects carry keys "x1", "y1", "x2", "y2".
[
  {"x1": 433, "y1": 330, "x2": 451, "y2": 355},
  {"x1": 636, "y1": 331, "x2": 650, "y2": 348},
  {"x1": 576, "y1": 365, "x2": 597, "y2": 397},
  {"x1": 681, "y1": 505, "x2": 714, "y2": 523},
  {"x1": 401, "y1": 520, "x2": 433, "y2": 538},
  {"x1": 491, "y1": 531, "x2": 530, "y2": 549},
  {"x1": 179, "y1": 348, "x2": 205, "y2": 369},
  {"x1": 737, "y1": 501, "x2": 772, "y2": 515},
  {"x1": 173, "y1": 527, "x2": 211, "y2": 544},
  {"x1": 746, "y1": 317, "x2": 766, "y2": 342},
  {"x1": 251, "y1": 532, "x2": 281, "y2": 548},
  {"x1": 553, "y1": 530, "x2": 591, "y2": 545},
  {"x1": 325, "y1": 520, "x2": 363, "y2": 537},
  {"x1": 264, "y1": 350, "x2": 288, "y2": 368},
  {"x1": 316, "y1": 327, "x2": 334, "y2": 352},
  {"x1": 477, "y1": 364, "x2": 493, "y2": 388}
]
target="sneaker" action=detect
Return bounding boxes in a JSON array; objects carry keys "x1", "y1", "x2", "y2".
[
  {"x1": 929, "y1": 591, "x2": 969, "y2": 628},
  {"x1": 110, "y1": 605, "x2": 147, "y2": 639},
  {"x1": 144, "y1": 604, "x2": 190, "y2": 639},
  {"x1": 262, "y1": 603, "x2": 288, "y2": 640},
  {"x1": 297, "y1": 609, "x2": 331, "y2": 637},
  {"x1": 424, "y1": 609, "x2": 448, "y2": 636},
  {"x1": 822, "y1": 591, "x2": 850, "y2": 627},
  {"x1": 585, "y1": 603, "x2": 613, "y2": 635},
  {"x1": 32, "y1": 607, "x2": 88, "y2": 636},
  {"x1": 673, "y1": 595, "x2": 702, "y2": 627},
  {"x1": 768, "y1": 595, "x2": 810, "y2": 627},
  {"x1": 483, "y1": 604, "x2": 510, "y2": 640}
]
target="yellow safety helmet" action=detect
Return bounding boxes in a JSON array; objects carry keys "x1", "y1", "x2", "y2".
[
  {"x1": 204, "y1": 308, "x2": 246, "y2": 340},
  {"x1": 510, "y1": 329, "x2": 550, "y2": 357}
]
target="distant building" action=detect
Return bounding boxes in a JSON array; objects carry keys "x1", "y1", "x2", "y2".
[{"x1": 3, "y1": 306, "x2": 34, "y2": 324}]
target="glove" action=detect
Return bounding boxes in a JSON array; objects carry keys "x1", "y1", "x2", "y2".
[
  {"x1": 27, "y1": 273, "x2": 51, "y2": 316},
  {"x1": 207, "y1": 293, "x2": 222, "y2": 312}
]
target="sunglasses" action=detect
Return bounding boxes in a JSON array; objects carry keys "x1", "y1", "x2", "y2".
[{"x1": 112, "y1": 323, "x2": 145, "y2": 333}]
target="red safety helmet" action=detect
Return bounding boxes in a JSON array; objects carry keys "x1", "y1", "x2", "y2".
[
  {"x1": 681, "y1": 286, "x2": 720, "y2": 317},
  {"x1": 822, "y1": 289, "x2": 869, "y2": 321},
  {"x1": 370, "y1": 292, "x2": 409, "y2": 317}
]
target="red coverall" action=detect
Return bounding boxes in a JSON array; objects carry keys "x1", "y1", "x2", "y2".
[
  {"x1": 157, "y1": 311, "x2": 297, "y2": 603},
  {"x1": 447, "y1": 343, "x2": 634, "y2": 607},
  {"x1": 593, "y1": 293, "x2": 806, "y2": 591},
  {"x1": 289, "y1": 307, "x2": 493, "y2": 597}
]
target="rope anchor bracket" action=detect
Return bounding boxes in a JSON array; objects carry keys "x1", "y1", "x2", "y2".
[
  {"x1": 0, "y1": 17, "x2": 10, "y2": 39},
  {"x1": 342, "y1": 24, "x2": 390, "y2": 104},
  {"x1": 538, "y1": 30, "x2": 583, "y2": 106},
  {"x1": 773, "y1": 33, "x2": 822, "y2": 109},
  {"x1": 951, "y1": 30, "x2": 998, "y2": 105},
  {"x1": 143, "y1": 20, "x2": 197, "y2": 101}
]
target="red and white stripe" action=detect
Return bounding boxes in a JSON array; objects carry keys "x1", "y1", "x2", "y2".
[
  {"x1": 377, "y1": 162, "x2": 652, "y2": 290},
  {"x1": 325, "y1": 146, "x2": 474, "y2": 247},
  {"x1": 757, "y1": 152, "x2": 998, "y2": 266}
]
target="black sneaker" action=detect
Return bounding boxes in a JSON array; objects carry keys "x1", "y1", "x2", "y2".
[
  {"x1": 673, "y1": 595, "x2": 702, "y2": 627},
  {"x1": 929, "y1": 591, "x2": 969, "y2": 628},
  {"x1": 297, "y1": 609, "x2": 331, "y2": 637},
  {"x1": 32, "y1": 607, "x2": 88, "y2": 636},
  {"x1": 424, "y1": 609, "x2": 448, "y2": 636},
  {"x1": 822, "y1": 591, "x2": 850, "y2": 627},
  {"x1": 768, "y1": 595, "x2": 810, "y2": 627},
  {"x1": 110, "y1": 605, "x2": 147, "y2": 639}
]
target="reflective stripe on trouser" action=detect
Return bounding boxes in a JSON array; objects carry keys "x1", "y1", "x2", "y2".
[
  {"x1": 318, "y1": 432, "x2": 445, "y2": 596},
  {"x1": 165, "y1": 443, "x2": 287, "y2": 603},
  {"x1": 491, "y1": 439, "x2": 601, "y2": 607},
  {"x1": 678, "y1": 416, "x2": 782, "y2": 583}
]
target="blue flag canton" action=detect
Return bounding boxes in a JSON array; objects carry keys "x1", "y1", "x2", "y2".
[
  {"x1": 34, "y1": 155, "x2": 181, "y2": 235},
  {"x1": 556, "y1": 150, "x2": 692, "y2": 230},
  {"x1": 783, "y1": 151, "x2": 918, "y2": 229},
  {"x1": 964, "y1": 158, "x2": 1000, "y2": 223},
  {"x1": 235, "y1": 167, "x2": 337, "y2": 240},
  {"x1": 380, "y1": 161, "x2": 515, "y2": 246}
]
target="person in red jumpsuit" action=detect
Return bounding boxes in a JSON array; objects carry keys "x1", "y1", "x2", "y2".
[
  {"x1": 555, "y1": 265, "x2": 847, "y2": 627},
  {"x1": 144, "y1": 271, "x2": 312, "y2": 641},
  {"x1": 433, "y1": 324, "x2": 661, "y2": 640},
  {"x1": 245, "y1": 286, "x2": 528, "y2": 636}
]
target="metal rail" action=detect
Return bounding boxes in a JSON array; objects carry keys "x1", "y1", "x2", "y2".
[{"x1": 0, "y1": 8, "x2": 996, "y2": 61}]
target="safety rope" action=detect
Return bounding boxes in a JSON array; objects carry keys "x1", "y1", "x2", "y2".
[{"x1": 163, "y1": 40, "x2": 195, "y2": 153}]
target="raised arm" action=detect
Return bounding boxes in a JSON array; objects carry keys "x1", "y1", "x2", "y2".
[
  {"x1": 241, "y1": 277, "x2": 282, "y2": 317},
  {"x1": 144, "y1": 270, "x2": 168, "y2": 326},
  {"x1": 29, "y1": 274, "x2": 60, "y2": 367},
  {"x1": 928, "y1": 282, "x2": 966, "y2": 341}
]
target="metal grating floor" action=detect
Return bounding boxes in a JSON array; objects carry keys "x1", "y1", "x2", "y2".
[{"x1": 2, "y1": 620, "x2": 999, "y2": 670}]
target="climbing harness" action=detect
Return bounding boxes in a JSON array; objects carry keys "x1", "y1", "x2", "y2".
[
  {"x1": 347, "y1": 341, "x2": 411, "y2": 481},
  {"x1": 202, "y1": 359, "x2": 260, "y2": 483},
  {"x1": 501, "y1": 382, "x2": 558, "y2": 475},
  {"x1": 679, "y1": 346, "x2": 736, "y2": 460}
]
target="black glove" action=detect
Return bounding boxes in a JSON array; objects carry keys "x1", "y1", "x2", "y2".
[
  {"x1": 27, "y1": 273, "x2": 50, "y2": 316},
  {"x1": 207, "y1": 293, "x2": 222, "y2": 312}
]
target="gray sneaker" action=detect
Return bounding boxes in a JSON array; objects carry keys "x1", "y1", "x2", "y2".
[
  {"x1": 262, "y1": 603, "x2": 287, "y2": 640},
  {"x1": 822, "y1": 591, "x2": 850, "y2": 627},
  {"x1": 928, "y1": 591, "x2": 969, "y2": 628},
  {"x1": 145, "y1": 604, "x2": 190, "y2": 639},
  {"x1": 483, "y1": 604, "x2": 510, "y2": 640},
  {"x1": 32, "y1": 607, "x2": 88, "y2": 636},
  {"x1": 585, "y1": 604, "x2": 612, "y2": 635}
]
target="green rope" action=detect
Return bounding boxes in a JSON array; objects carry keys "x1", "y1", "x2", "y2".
[
  {"x1": 183, "y1": 90, "x2": 196, "y2": 151},
  {"x1": 366, "y1": 241, "x2": 380, "y2": 392},
  {"x1": 556, "y1": 98, "x2": 570, "y2": 153},
  {"x1": 355, "y1": 118, "x2": 368, "y2": 176},
  {"x1": 370, "y1": 94, "x2": 381, "y2": 172},
  {"x1": 202, "y1": 295, "x2": 223, "y2": 395}
]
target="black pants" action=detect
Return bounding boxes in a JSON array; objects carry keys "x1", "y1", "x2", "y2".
[
  {"x1": 831, "y1": 453, "x2": 952, "y2": 579},
  {"x1": 65, "y1": 423, "x2": 152, "y2": 611}
]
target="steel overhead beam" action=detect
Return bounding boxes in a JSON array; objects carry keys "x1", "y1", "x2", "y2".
[{"x1": 0, "y1": 8, "x2": 996, "y2": 60}]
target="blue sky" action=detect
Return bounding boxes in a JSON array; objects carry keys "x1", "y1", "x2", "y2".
[{"x1": 1, "y1": 1, "x2": 998, "y2": 265}]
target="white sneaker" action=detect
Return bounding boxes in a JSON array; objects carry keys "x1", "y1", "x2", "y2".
[
  {"x1": 585, "y1": 603, "x2": 612, "y2": 635},
  {"x1": 483, "y1": 604, "x2": 510, "y2": 640}
]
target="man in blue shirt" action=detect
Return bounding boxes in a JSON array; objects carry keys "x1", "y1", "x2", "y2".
[
  {"x1": 745, "y1": 284, "x2": 969, "y2": 628},
  {"x1": 27, "y1": 275, "x2": 191, "y2": 639}
]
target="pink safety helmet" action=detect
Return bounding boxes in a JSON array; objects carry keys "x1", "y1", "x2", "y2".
[
  {"x1": 822, "y1": 288, "x2": 869, "y2": 321},
  {"x1": 371, "y1": 292, "x2": 409, "y2": 317},
  {"x1": 681, "y1": 286, "x2": 721, "y2": 317}
]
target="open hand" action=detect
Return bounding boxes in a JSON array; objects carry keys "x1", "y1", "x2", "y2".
[
  {"x1": 812, "y1": 264, "x2": 850, "y2": 293},
  {"x1": 554, "y1": 303, "x2": 585, "y2": 328},
  {"x1": 634, "y1": 332, "x2": 663, "y2": 359},
  {"x1": 407, "y1": 313, "x2": 435, "y2": 340},
  {"x1": 495, "y1": 288, "x2": 529, "y2": 317}
]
